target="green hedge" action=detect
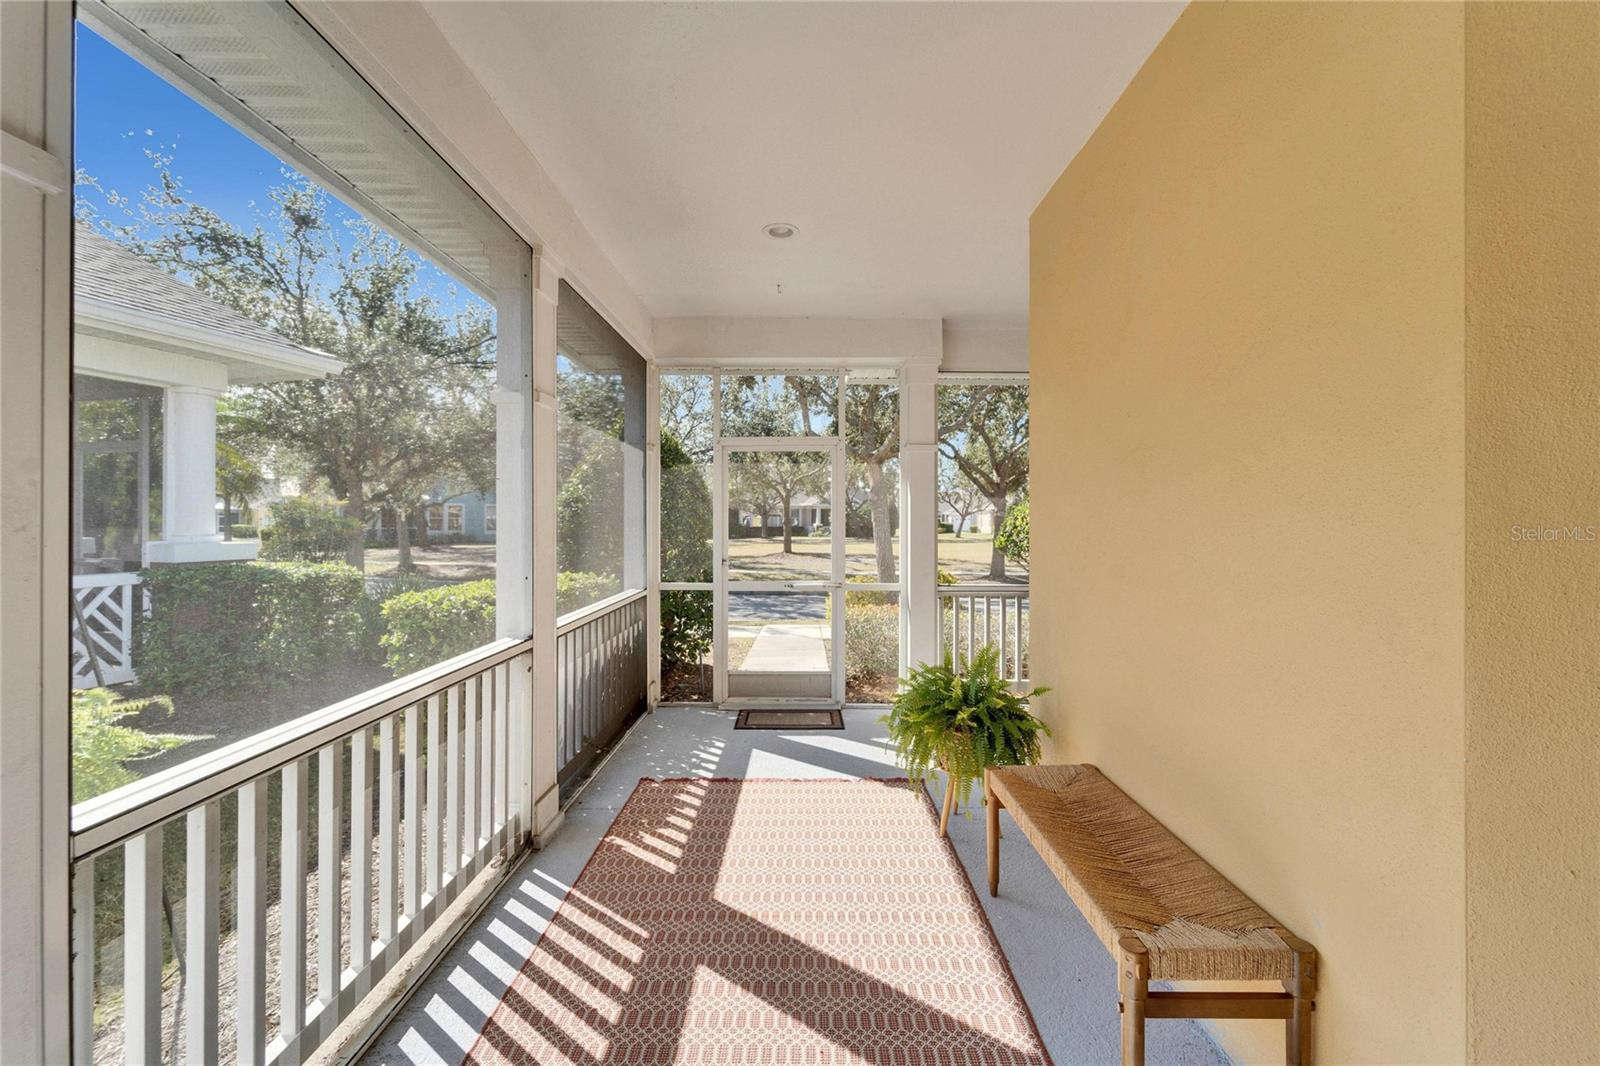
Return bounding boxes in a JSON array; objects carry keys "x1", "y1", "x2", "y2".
[
  {"x1": 556, "y1": 570, "x2": 621, "y2": 616},
  {"x1": 135, "y1": 561, "x2": 367, "y2": 696},
  {"x1": 379, "y1": 579, "x2": 496, "y2": 676}
]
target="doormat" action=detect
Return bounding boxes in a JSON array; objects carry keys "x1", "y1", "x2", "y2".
[
  {"x1": 734, "y1": 707, "x2": 844, "y2": 730},
  {"x1": 465, "y1": 777, "x2": 1050, "y2": 1065}
]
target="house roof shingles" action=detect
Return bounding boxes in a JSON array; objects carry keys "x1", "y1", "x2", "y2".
[{"x1": 73, "y1": 225, "x2": 340, "y2": 377}]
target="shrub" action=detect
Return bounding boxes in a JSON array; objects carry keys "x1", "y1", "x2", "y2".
[
  {"x1": 379, "y1": 579, "x2": 496, "y2": 676},
  {"x1": 937, "y1": 522, "x2": 954, "y2": 534},
  {"x1": 261, "y1": 497, "x2": 362, "y2": 563},
  {"x1": 994, "y1": 498, "x2": 1030, "y2": 566},
  {"x1": 71, "y1": 688, "x2": 204, "y2": 802},
  {"x1": 135, "y1": 561, "x2": 366, "y2": 696},
  {"x1": 229, "y1": 523, "x2": 259, "y2": 540},
  {"x1": 357, "y1": 573, "x2": 445, "y2": 662},
  {"x1": 937, "y1": 568, "x2": 959, "y2": 586},
  {"x1": 557, "y1": 570, "x2": 622, "y2": 616},
  {"x1": 660, "y1": 434, "x2": 713, "y2": 583},
  {"x1": 844, "y1": 596, "x2": 899, "y2": 684},
  {"x1": 661, "y1": 590, "x2": 713, "y2": 670},
  {"x1": 558, "y1": 443, "x2": 625, "y2": 576}
]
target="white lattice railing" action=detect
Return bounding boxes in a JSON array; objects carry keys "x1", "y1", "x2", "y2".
[
  {"x1": 71, "y1": 572, "x2": 140, "y2": 687},
  {"x1": 69, "y1": 638, "x2": 532, "y2": 1065},
  {"x1": 938, "y1": 584, "x2": 1030, "y2": 685}
]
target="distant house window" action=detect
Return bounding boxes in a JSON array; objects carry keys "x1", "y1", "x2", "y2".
[
  {"x1": 426, "y1": 503, "x2": 464, "y2": 534},
  {"x1": 484, "y1": 503, "x2": 497, "y2": 533}
]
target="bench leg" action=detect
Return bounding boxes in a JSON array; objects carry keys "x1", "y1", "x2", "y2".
[
  {"x1": 985, "y1": 770, "x2": 1001, "y2": 896},
  {"x1": 1118, "y1": 937, "x2": 1149, "y2": 1066},
  {"x1": 939, "y1": 771, "x2": 956, "y2": 836},
  {"x1": 1284, "y1": 936, "x2": 1317, "y2": 1065}
]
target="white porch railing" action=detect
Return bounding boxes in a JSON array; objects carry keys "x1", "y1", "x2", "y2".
[
  {"x1": 938, "y1": 584, "x2": 1030, "y2": 685},
  {"x1": 71, "y1": 572, "x2": 140, "y2": 687},
  {"x1": 69, "y1": 638, "x2": 532, "y2": 1065},
  {"x1": 556, "y1": 589, "x2": 648, "y2": 799}
]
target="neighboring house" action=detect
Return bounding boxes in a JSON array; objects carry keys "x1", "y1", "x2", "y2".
[
  {"x1": 369, "y1": 485, "x2": 499, "y2": 543},
  {"x1": 71, "y1": 226, "x2": 342, "y2": 683},
  {"x1": 938, "y1": 502, "x2": 999, "y2": 535},
  {"x1": 733, "y1": 493, "x2": 831, "y2": 535},
  {"x1": 73, "y1": 225, "x2": 343, "y2": 568}
]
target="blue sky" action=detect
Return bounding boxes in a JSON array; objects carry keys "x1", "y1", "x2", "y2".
[{"x1": 73, "y1": 22, "x2": 483, "y2": 319}]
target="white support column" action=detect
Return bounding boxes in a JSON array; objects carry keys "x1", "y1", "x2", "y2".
[
  {"x1": 0, "y1": 3, "x2": 73, "y2": 1062},
  {"x1": 528, "y1": 253, "x2": 562, "y2": 843},
  {"x1": 900, "y1": 360, "x2": 941, "y2": 672},
  {"x1": 491, "y1": 248, "x2": 533, "y2": 641},
  {"x1": 163, "y1": 385, "x2": 223, "y2": 543},
  {"x1": 149, "y1": 385, "x2": 256, "y2": 563},
  {"x1": 645, "y1": 364, "x2": 662, "y2": 706},
  {"x1": 622, "y1": 356, "x2": 648, "y2": 593}
]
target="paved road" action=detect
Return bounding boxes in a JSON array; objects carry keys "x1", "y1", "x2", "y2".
[{"x1": 728, "y1": 591, "x2": 828, "y2": 621}]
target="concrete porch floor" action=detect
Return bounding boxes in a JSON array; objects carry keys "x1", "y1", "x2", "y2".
[{"x1": 361, "y1": 706, "x2": 1230, "y2": 1065}]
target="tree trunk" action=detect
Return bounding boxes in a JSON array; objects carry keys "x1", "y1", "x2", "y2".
[
  {"x1": 987, "y1": 494, "x2": 1009, "y2": 579},
  {"x1": 865, "y1": 461, "x2": 897, "y2": 583},
  {"x1": 780, "y1": 491, "x2": 794, "y2": 554},
  {"x1": 415, "y1": 505, "x2": 432, "y2": 550},
  {"x1": 344, "y1": 482, "x2": 366, "y2": 571},
  {"x1": 221, "y1": 495, "x2": 233, "y2": 540},
  {"x1": 395, "y1": 507, "x2": 414, "y2": 573}
]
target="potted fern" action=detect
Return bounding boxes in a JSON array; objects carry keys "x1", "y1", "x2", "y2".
[{"x1": 883, "y1": 644, "x2": 1050, "y2": 835}]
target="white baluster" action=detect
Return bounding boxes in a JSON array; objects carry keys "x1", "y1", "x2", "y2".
[
  {"x1": 280, "y1": 759, "x2": 308, "y2": 1062},
  {"x1": 446, "y1": 684, "x2": 462, "y2": 884},
  {"x1": 404, "y1": 705, "x2": 422, "y2": 920},
  {"x1": 464, "y1": 680, "x2": 480, "y2": 872},
  {"x1": 317, "y1": 741, "x2": 344, "y2": 1040},
  {"x1": 378, "y1": 718, "x2": 398, "y2": 946},
  {"x1": 350, "y1": 724, "x2": 373, "y2": 989},
  {"x1": 185, "y1": 803, "x2": 220, "y2": 1064},
  {"x1": 71, "y1": 859, "x2": 95, "y2": 1063},
  {"x1": 238, "y1": 779, "x2": 269, "y2": 1066},
  {"x1": 425, "y1": 694, "x2": 442, "y2": 902},
  {"x1": 123, "y1": 828, "x2": 162, "y2": 1065}
]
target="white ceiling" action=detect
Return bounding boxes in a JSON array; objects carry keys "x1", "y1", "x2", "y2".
[{"x1": 423, "y1": 2, "x2": 1182, "y2": 324}]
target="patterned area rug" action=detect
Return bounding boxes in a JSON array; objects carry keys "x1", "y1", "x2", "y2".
[{"x1": 467, "y1": 777, "x2": 1051, "y2": 1065}]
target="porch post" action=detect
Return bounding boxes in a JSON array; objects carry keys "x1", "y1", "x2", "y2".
[
  {"x1": 528, "y1": 253, "x2": 562, "y2": 843},
  {"x1": 901, "y1": 359, "x2": 941, "y2": 672},
  {"x1": 491, "y1": 247, "x2": 533, "y2": 641},
  {"x1": 0, "y1": 1, "x2": 73, "y2": 1060},
  {"x1": 161, "y1": 385, "x2": 224, "y2": 546},
  {"x1": 646, "y1": 363, "x2": 662, "y2": 705},
  {"x1": 623, "y1": 357, "x2": 648, "y2": 593},
  {"x1": 490, "y1": 245, "x2": 538, "y2": 851}
]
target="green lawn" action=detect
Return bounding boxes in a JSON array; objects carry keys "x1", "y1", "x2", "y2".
[
  {"x1": 359, "y1": 532, "x2": 1025, "y2": 583},
  {"x1": 723, "y1": 533, "x2": 1025, "y2": 582}
]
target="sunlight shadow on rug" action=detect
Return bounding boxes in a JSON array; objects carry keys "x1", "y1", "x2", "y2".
[{"x1": 465, "y1": 778, "x2": 1051, "y2": 1065}]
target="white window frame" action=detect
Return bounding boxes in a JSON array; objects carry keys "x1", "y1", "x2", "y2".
[
  {"x1": 484, "y1": 502, "x2": 497, "y2": 533},
  {"x1": 49, "y1": 6, "x2": 548, "y2": 1060}
]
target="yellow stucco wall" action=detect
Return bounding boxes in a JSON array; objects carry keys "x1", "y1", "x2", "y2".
[
  {"x1": 1029, "y1": 3, "x2": 1468, "y2": 1061},
  {"x1": 1464, "y1": 4, "x2": 1600, "y2": 1062}
]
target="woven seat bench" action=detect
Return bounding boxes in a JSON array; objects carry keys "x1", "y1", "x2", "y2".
[{"x1": 984, "y1": 764, "x2": 1317, "y2": 1065}]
